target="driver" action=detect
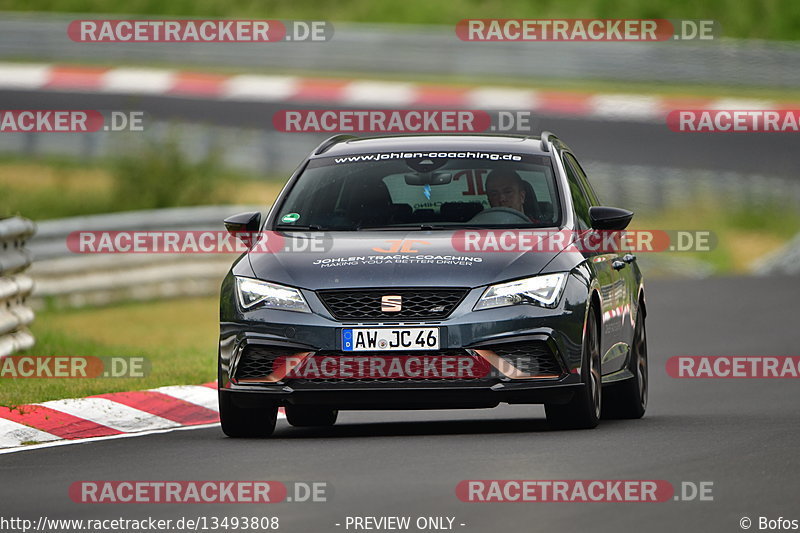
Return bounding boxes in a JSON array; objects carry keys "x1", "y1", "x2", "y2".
[{"x1": 485, "y1": 169, "x2": 527, "y2": 215}]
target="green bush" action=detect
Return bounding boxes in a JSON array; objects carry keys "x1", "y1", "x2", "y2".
[
  {"x1": 110, "y1": 137, "x2": 230, "y2": 210},
  {"x1": 2, "y1": 0, "x2": 800, "y2": 40}
]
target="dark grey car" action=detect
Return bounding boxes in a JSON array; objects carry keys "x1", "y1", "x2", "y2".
[{"x1": 218, "y1": 133, "x2": 648, "y2": 436}]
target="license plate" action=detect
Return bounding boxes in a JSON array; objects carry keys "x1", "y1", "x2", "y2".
[{"x1": 342, "y1": 328, "x2": 440, "y2": 351}]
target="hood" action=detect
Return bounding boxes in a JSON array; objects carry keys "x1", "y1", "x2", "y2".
[{"x1": 246, "y1": 229, "x2": 569, "y2": 290}]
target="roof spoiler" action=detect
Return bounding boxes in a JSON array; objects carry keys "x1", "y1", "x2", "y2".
[{"x1": 314, "y1": 135, "x2": 359, "y2": 155}]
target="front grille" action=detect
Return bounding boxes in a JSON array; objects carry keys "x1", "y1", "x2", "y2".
[
  {"x1": 317, "y1": 288, "x2": 468, "y2": 320},
  {"x1": 491, "y1": 341, "x2": 563, "y2": 376},
  {"x1": 234, "y1": 346, "x2": 289, "y2": 381},
  {"x1": 288, "y1": 349, "x2": 493, "y2": 385},
  {"x1": 234, "y1": 341, "x2": 563, "y2": 384}
]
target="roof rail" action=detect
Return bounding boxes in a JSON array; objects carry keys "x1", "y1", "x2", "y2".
[
  {"x1": 314, "y1": 135, "x2": 359, "y2": 155},
  {"x1": 540, "y1": 131, "x2": 558, "y2": 152}
]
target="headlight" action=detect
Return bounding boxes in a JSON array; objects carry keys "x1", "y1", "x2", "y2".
[
  {"x1": 235, "y1": 277, "x2": 311, "y2": 313},
  {"x1": 474, "y1": 273, "x2": 568, "y2": 311}
]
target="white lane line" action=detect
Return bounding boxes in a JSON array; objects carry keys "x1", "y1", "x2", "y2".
[
  {"x1": 223, "y1": 74, "x2": 299, "y2": 101},
  {"x1": 0, "y1": 410, "x2": 287, "y2": 455},
  {"x1": 342, "y1": 81, "x2": 417, "y2": 106},
  {"x1": 467, "y1": 87, "x2": 538, "y2": 110},
  {"x1": 0, "y1": 418, "x2": 60, "y2": 449},
  {"x1": 710, "y1": 98, "x2": 775, "y2": 110},
  {"x1": 154, "y1": 385, "x2": 220, "y2": 411},
  {"x1": 101, "y1": 68, "x2": 176, "y2": 94},
  {"x1": 37, "y1": 398, "x2": 179, "y2": 432},
  {"x1": 0, "y1": 63, "x2": 51, "y2": 89},
  {"x1": 590, "y1": 94, "x2": 663, "y2": 119},
  {"x1": 0, "y1": 422, "x2": 221, "y2": 455}
]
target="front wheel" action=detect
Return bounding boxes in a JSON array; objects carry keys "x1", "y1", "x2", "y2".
[
  {"x1": 545, "y1": 305, "x2": 601, "y2": 429},
  {"x1": 218, "y1": 391, "x2": 278, "y2": 437},
  {"x1": 602, "y1": 306, "x2": 648, "y2": 419}
]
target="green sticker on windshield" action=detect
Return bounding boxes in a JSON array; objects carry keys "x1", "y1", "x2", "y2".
[{"x1": 281, "y1": 213, "x2": 301, "y2": 223}]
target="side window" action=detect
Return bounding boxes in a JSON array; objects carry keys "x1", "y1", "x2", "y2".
[
  {"x1": 562, "y1": 154, "x2": 591, "y2": 230},
  {"x1": 564, "y1": 153, "x2": 601, "y2": 206}
]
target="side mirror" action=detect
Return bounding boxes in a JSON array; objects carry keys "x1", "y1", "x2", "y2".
[
  {"x1": 589, "y1": 206, "x2": 633, "y2": 231},
  {"x1": 224, "y1": 212, "x2": 261, "y2": 241}
]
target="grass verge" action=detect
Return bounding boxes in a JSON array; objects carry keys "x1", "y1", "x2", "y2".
[
  {"x1": 3, "y1": 57, "x2": 800, "y2": 102},
  {"x1": 1, "y1": 0, "x2": 800, "y2": 40},
  {"x1": 0, "y1": 155, "x2": 286, "y2": 220},
  {"x1": 0, "y1": 296, "x2": 219, "y2": 406},
  {"x1": 630, "y1": 201, "x2": 800, "y2": 273}
]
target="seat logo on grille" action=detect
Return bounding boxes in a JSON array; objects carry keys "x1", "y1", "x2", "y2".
[{"x1": 381, "y1": 295, "x2": 403, "y2": 312}]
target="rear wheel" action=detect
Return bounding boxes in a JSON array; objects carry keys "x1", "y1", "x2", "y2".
[
  {"x1": 285, "y1": 405, "x2": 338, "y2": 427},
  {"x1": 218, "y1": 391, "x2": 278, "y2": 437},
  {"x1": 546, "y1": 305, "x2": 601, "y2": 429},
  {"x1": 602, "y1": 306, "x2": 648, "y2": 419}
]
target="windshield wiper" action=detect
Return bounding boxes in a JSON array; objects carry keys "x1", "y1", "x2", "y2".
[
  {"x1": 357, "y1": 224, "x2": 514, "y2": 231},
  {"x1": 276, "y1": 223, "x2": 539, "y2": 232},
  {"x1": 357, "y1": 224, "x2": 458, "y2": 231},
  {"x1": 274, "y1": 224, "x2": 325, "y2": 231}
]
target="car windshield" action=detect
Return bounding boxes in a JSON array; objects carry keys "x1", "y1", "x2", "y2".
[{"x1": 274, "y1": 151, "x2": 561, "y2": 230}]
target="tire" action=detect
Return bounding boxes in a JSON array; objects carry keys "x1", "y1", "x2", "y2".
[
  {"x1": 601, "y1": 306, "x2": 648, "y2": 420},
  {"x1": 545, "y1": 305, "x2": 601, "y2": 430},
  {"x1": 218, "y1": 390, "x2": 278, "y2": 437},
  {"x1": 285, "y1": 405, "x2": 338, "y2": 427}
]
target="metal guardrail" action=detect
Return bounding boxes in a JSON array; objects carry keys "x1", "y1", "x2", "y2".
[
  {"x1": 752, "y1": 232, "x2": 800, "y2": 276},
  {"x1": 0, "y1": 216, "x2": 36, "y2": 357},
  {"x1": 28, "y1": 205, "x2": 262, "y2": 308},
  {"x1": 1, "y1": 13, "x2": 800, "y2": 87},
  {"x1": 585, "y1": 162, "x2": 800, "y2": 213},
  {"x1": 27, "y1": 204, "x2": 721, "y2": 311},
  {"x1": 3, "y1": 120, "x2": 799, "y2": 214}
]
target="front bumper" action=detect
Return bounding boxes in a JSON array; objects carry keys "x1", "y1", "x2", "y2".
[
  {"x1": 223, "y1": 379, "x2": 585, "y2": 410},
  {"x1": 218, "y1": 277, "x2": 590, "y2": 410}
]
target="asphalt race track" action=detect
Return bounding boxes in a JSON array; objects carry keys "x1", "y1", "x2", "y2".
[
  {"x1": 1, "y1": 275, "x2": 798, "y2": 532},
  {"x1": 3, "y1": 89, "x2": 800, "y2": 177}
]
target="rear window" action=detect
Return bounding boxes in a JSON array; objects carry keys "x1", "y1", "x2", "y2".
[{"x1": 274, "y1": 152, "x2": 561, "y2": 230}]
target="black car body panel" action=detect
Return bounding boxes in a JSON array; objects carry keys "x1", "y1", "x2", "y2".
[
  {"x1": 246, "y1": 230, "x2": 569, "y2": 290},
  {"x1": 218, "y1": 133, "x2": 645, "y2": 418}
]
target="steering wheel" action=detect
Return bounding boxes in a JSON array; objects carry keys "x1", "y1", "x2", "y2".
[{"x1": 468, "y1": 207, "x2": 531, "y2": 224}]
